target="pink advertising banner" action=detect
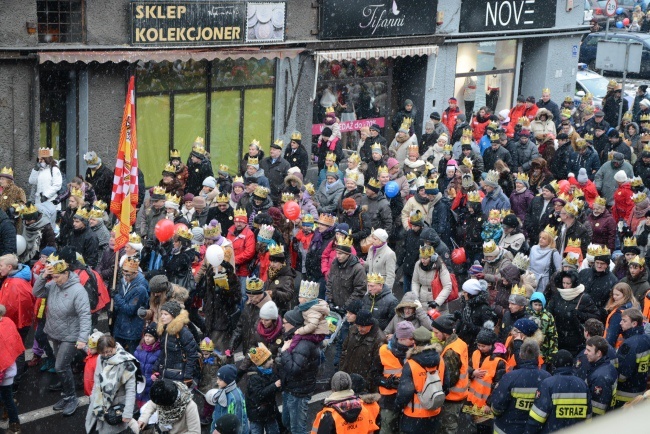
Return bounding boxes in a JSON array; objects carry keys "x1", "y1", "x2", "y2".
[{"x1": 311, "y1": 117, "x2": 385, "y2": 135}]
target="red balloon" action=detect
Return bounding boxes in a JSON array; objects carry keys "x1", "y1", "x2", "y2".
[
  {"x1": 451, "y1": 247, "x2": 467, "y2": 265},
  {"x1": 623, "y1": 17, "x2": 630, "y2": 26},
  {"x1": 558, "y1": 180, "x2": 570, "y2": 194},
  {"x1": 283, "y1": 201, "x2": 301, "y2": 220},
  {"x1": 155, "y1": 219, "x2": 175, "y2": 242}
]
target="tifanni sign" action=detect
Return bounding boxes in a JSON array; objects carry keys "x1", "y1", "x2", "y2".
[{"x1": 319, "y1": 0, "x2": 438, "y2": 40}]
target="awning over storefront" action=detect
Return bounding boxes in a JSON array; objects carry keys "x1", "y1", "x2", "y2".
[
  {"x1": 38, "y1": 47, "x2": 303, "y2": 64},
  {"x1": 315, "y1": 45, "x2": 438, "y2": 62}
]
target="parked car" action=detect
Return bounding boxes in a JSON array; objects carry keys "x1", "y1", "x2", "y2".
[
  {"x1": 574, "y1": 63, "x2": 635, "y2": 108},
  {"x1": 579, "y1": 31, "x2": 650, "y2": 77},
  {"x1": 589, "y1": 0, "x2": 638, "y2": 23},
  {"x1": 585, "y1": 0, "x2": 595, "y2": 23}
]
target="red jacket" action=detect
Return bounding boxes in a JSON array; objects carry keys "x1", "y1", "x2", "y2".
[
  {"x1": 524, "y1": 104, "x2": 538, "y2": 122},
  {"x1": 227, "y1": 226, "x2": 256, "y2": 277},
  {"x1": 84, "y1": 353, "x2": 98, "y2": 396},
  {"x1": 0, "y1": 317, "x2": 25, "y2": 372},
  {"x1": 612, "y1": 183, "x2": 634, "y2": 222},
  {"x1": 291, "y1": 230, "x2": 314, "y2": 268},
  {"x1": 506, "y1": 104, "x2": 527, "y2": 137},
  {"x1": 471, "y1": 115, "x2": 491, "y2": 142},
  {"x1": 0, "y1": 272, "x2": 36, "y2": 330},
  {"x1": 567, "y1": 176, "x2": 599, "y2": 207},
  {"x1": 442, "y1": 106, "x2": 461, "y2": 135},
  {"x1": 75, "y1": 268, "x2": 110, "y2": 314}
]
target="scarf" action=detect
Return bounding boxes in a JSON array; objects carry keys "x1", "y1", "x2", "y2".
[
  {"x1": 311, "y1": 227, "x2": 331, "y2": 252},
  {"x1": 371, "y1": 242, "x2": 386, "y2": 256},
  {"x1": 92, "y1": 346, "x2": 138, "y2": 420},
  {"x1": 210, "y1": 381, "x2": 238, "y2": 408},
  {"x1": 268, "y1": 265, "x2": 283, "y2": 281},
  {"x1": 157, "y1": 381, "x2": 194, "y2": 427},
  {"x1": 298, "y1": 299, "x2": 319, "y2": 311},
  {"x1": 257, "y1": 317, "x2": 283, "y2": 341},
  {"x1": 230, "y1": 189, "x2": 244, "y2": 204},
  {"x1": 140, "y1": 341, "x2": 160, "y2": 353},
  {"x1": 21, "y1": 216, "x2": 49, "y2": 262},
  {"x1": 634, "y1": 198, "x2": 650, "y2": 218},
  {"x1": 258, "y1": 366, "x2": 273, "y2": 375},
  {"x1": 419, "y1": 261, "x2": 434, "y2": 271},
  {"x1": 414, "y1": 194, "x2": 429, "y2": 205},
  {"x1": 557, "y1": 284, "x2": 585, "y2": 301}
]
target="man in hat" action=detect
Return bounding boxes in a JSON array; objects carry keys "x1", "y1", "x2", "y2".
[
  {"x1": 143, "y1": 186, "x2": 167, "y2": 242},
  {"x1": 226, "y1": 210, "x2": 256, "y2": 296},
  {"x1": 365, "y1": 178, "x2": 393, "y2": 232},
  {"x1": 524, "y1": 182, "x2": 557, "y2": 245},
  {"x1": 442, "y1": 98, "x2": 461, "y2": 135},
  {"x1": 207, "y1": 195, "x2": 234, "y2": 235},
  {"x1": 481, "y1": 171, "x2": 510, "y2": 215},
  {"x1": 283, "y1": 132, "x2": 309, "y2": 177},
  {"x1": 362, "y1": 272, "x2": 398, "y2": 330},
  {"x1": 326, "y1": 234, "x2": 366, "y2": 308},
  {"x1": 264, "y1": 244, "x2": 295, "y2": 314},
  {"x1": 577, "y1": 246, "x2": 617, "y2": 321},
  {"x1": 557, "y1": 201, "x2": 591, "y2": 257},
  {"x1": 229, "y1": 276, "x2": 273, "y2": 356},
  {"x1": 567, "y1": 138, "x2": 601, "y2": 182},
  {"x1": 68, "y1": 209, "x2": 99, "y2": 268},
  {"x1": 393, "y1": 98, "x2": 418, "y2": 135},
  {"x1": 512, "y1": 130, "x2": 540, "y2": 173},
  {"x1": 244, "y1": 155, "x2": 270, "y2": 188},
  {"x1": 583, "y1": 109, "x2": 609, "y2": 138},
  {"x1": 604, "y1": 129, "x2": 632, "y2": 162},
  {"x1": 315, "y1": 166, "x2": 344, "y2": 215},
  {"x1": 83, "y1": 151, "x2": 113, "y2": 205},
  {"x1": 340, "y1": 309, "x2": 387, "y2": 392},
  {"x1": 113, "y1": 257, "x2": 149, "y2": 354},
  {"x1": 186, "y1": 138, "x2": 214, "y2": 195},
  {"x1": 190, "y1": 196, "x2": 209, "y2": 227},
  {"x1": 139, "y1": 275, "x2": 188, "y2": 325},
  {"x1": 260, "y1": 140, "x2": 291, "y2": 205},
  {"x1": 549, "y1": 132, "x2": 572, "y2": 180},
  {"x1": 360, "y1": 124, "x2": 388, "y2": 164},
  {"x1": 603, "y1": 83, "x2": 629, "y2": 127},
  {"x1": 621, "y1": 255, "x2": 650, "y2": 305},
  {"x1": 430, "y1": 111, "x2": 450, "y2": 137},
  {"x1": 0, "y1": 167, "x2": 26, "y2": 212},
  {"x1": 594, "y1": 152, "x2": 634, "y2": 206},
  {"x1": 450, "y1": 114, "x2": 470, "y2": 146},
  {"x1": 482, "y1": 133, "x2": 512, "y2": 172},
  {"x1": 536, "y1": 88, "x2": 561, "y2": 124},
  {"x1": 498, "y1": 289, "x2": 529, "y2": 341}
]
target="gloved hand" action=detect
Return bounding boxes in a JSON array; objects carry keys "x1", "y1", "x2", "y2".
[
  {"x1": 380, "y1": 375, "x2": 398, "y2": 390},
  {"x1": 40, "y1": 193, "x2": 48, "y2": 203},
  {"x1": 428, "y1": 301, "x2": 439, "y2": 309},
  {"x1": 453, "y1": 310, "x2": 462, "y2": 320},
  {"x1": 144, "y1": 239, "x2": 155, "y2": 249},
  {"x1": 137, "y1": 306, "x2": 147, "y2": 319}
]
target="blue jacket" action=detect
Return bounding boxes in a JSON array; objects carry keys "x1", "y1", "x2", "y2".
[
  {"x1": 210, "y1": 386, "x2": 250, "y2": 434},
  {"x1": 574, "y1": 344, "x2": 617, "y2": 380},
  {"x1": 587, "y1": 355, "x2": 618, "y2": 416},
  {"x1": 113, "y1": 273, "x2": 149, "y2": 341},
  {"x1": 481, "y1": 186, "x2": 510, "y2": 215},
  {"x1": 616, "y1": 325, "x2": 650, "y2": 403},
  {"x1": 134, "y1": 343, "x2": 161, "y2": 403},
  {"x1": 567, "y1": 146, "x2": 601, "y2": 181},
  {"x1": 525, "y1": 367, "x2": 591, "y2": 434},
  {"x1": 491, "y1": 359, "x2": 551, "y2": 434},
  {"x1": 478, "y1": 135, "x2": 491, "y2": 156}
]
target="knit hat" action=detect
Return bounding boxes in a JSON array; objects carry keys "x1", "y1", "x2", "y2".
[
  {"x1": 355, "y1": 310, "x2": 374, "y2": 326},
  {"x1": 502, "y1": 214, "x2": 519, "y2": 229},
  {"x1": 202, "y1": 176, "x2": 217, "y2": 189},
  {"x1": 372, "y1": 228, "x2": 388, "y2": 243},
  {"x1": 331, "y1": 371, "x2": 352, "y2": 392},
  {"x1": 217, "y1": 364, "x2": 238, "y2": 384},
  {"x1": 554, "y1": 349, "x2": 574, "y2": 368},
  {"x1": 395, "y1": 321, "x2": 416, "y2": 339},
  {"x1": 350, "y1": 373, "x2": 368, "y2": 395},
  {"x1": 345, "y1": 299, "x2": 363, "y2": 315},
  {"x1": 335, "y1": 223, "x2": 350, "y2": 235},
  {"x1": 513, "y1": 318, "x2": 538, "y2": 336},
  {"x1": 613, "y1": 152, "x2": 624, "y2": 162},
  {"x1": 192, "y1": 196, "x2": 206, "y2": 209},
  {"x1": 413, "y1": 326, "x2": 433, "y2": 345},
  {"x1": 191, "y1": 227, "x2": 205, "y2": 245},
  {"x1": 457, "y1": 114, "x2": 466, "y2": 122},
  {"x1": 425, "y1": 120, "x2": 435, "y2": 130},
  {"x1": 215, "y1": 414, "x2": 241, "y2": 434},
  {"x1": 468, "y1": 261, "x2": 484, "y2": 276},
  {"x1": 342, "y1": 197, "x2": 357, "y2": 210},
  {"x1": 259, "y1": 301, "x2": 279, "y2": 320},
  {"x1": 161, "y1": 300, "x2": 182, "y2": 318},
  {"x1": 40, "y1": 246, "x2": 56, "y2": 257},
  {"x1": 501, "y1": 264, "x2": 521, "y2": 286},
  {"x1": 284, "y1": 308, "x2": 305, "y2": 327},
  {"x1": 432, "y1": 314, "x2": 456, "y2": 335},
  {"x1": 577, "y1": 168, "x2": 588, "y2": 184},
  {"x1": 183, "y1": 193, "x2": 194, "y2": 203},
  {"x1": 149, "y1": 275, "x2": 171, "y2": 294},
  {"x1": 387, "y1": 158, "x2": 399, "y2": 169},
  {"x1": 476, "y1": 328, "x2": 498, "y2": 346},
  {"x1": 614, "y1": 170, "x2": 628, "y2": 183},
  {"x1": 430, "y1": 112, "x2": 441, "y2": 121},
  {"x1": 150, "y1": 379, "x2": 178, "y2": 406},
  {"x1": 462, "y1": 279, "x2": 483, "y2": 295},
  {"x1": 143, "y1": 323, "x2": 158, "y2": 340}
]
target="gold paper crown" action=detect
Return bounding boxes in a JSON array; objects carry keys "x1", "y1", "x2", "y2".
[
  {"x1": 175, "y1": 225, "x2": 193, "y2": 240},
  {"x1": 248, "y1": 342, "x2": 272, "y2": 366},
  {"x1": 633, "y1": 192, "x2": 648, "y2": 203},
  {"x1": 23, "y1": 203, "x2": 38, "y2": 215},
  {"x1": 247, "y1": 156, "x2": 259, "y2": 166},
  {"x1": 624, "y1": 237, "x2": 638, "y2": 247},
  {"x1": 408, "y1": 143, "x2": 419, "y2": 152},
  {"x1": 594, "y1": 245, "x2": 611, "y2": 257},
  {"x1": 367, "y1": 273, "x2": 385, "y2": 284},
  {"x1": 630, "y1": 255, "x2": 646, "y2": 267},
  {"x1": 152, "y1": 186, "x2": 166, "y2": 196},
  {"x1": 325, "y1": 152, "x2": 337, "y2": 162},
  {"x1": 644, "y1": 144, "x2": 650, "y2": 153},
  {"x1": 467, "y1": 190, "x2": 481, "y2": 203},
  {"x1": 74, "y1": 208, "x2": 90, "y2": 220},
  {"x1": 128, "y1": 233, "x2": 142, "y2": 245},
  {"x1": 69, "y1": 187, "x2": 84, "y2": 199},
  {"x1": 325, "y1": 106, "x2": 335, "y2": 115},
  {"x1": 542, "y1": 88, "x2": 550, "y2": 94},
  {"x1": 192, "y1": 137, "x2": 205, "y2": 152},
  {"x1": 234, "y1": 208, "x2": 247, "y2": 219},
  {"x1": 485, "y1": 170, "x2": 499, "y2": 184},
  {"x1": 337, "y1": 235, "x2": 354, "y2": 248},
  {"x1": 165, "y1": 193, "x2": 181, "y2": 205},
  {"x1": 46, "y1": 256, "x2": 68, "y2": 274},
  {"x1": 543, "y1": 225, "x2": 558, "y2": 238},
  {"x1": 461, "y1": 135, "x2": 471, "y2": 145},
  {"x1": 122, "y1": 256, "x2": 140, "y2": 272},
  {"x1": 594, "y1": 196, "x2": 607, "y2": 206},
  {"x1": 163, "y1": 163, "x2": 176, "y2": 174},
  {"x1": 419, "y1": 245, "x2": 435, "y2": 258},
  {"x1": 326, "y1": 164, "x2": 339, "y2": 175},
  {"x1": 258, "y1": 225, "x2": 274, "y2": 240},
  {"x1": 488, "y1": 209, "x2": 501, "y2": 220},
  {"x1": 564, "y1": 95, "x2": 573, "y2": 102},
  {"x1": 563, "y1": 201, "x2": 580, "y2": 217},
  {"x1": 510, "y1": 284, "x2": 527, "y2": 297},
  {"x1": 253, "y1": 186, "x2": 269, "y2": 199},
  {"x1": 367, "y1": 177, "x2": 381, "y2": 189},
  {"x1": 348, "y1": 153, "x2": 361, "y2": 164},
  {"x1": 501, "y1": 209, "x2": 512, "y2": 219},
  {"x1": 518, "y1": 117, "x2": 530, "y2": 126},
  {"x1": 584, "y1": 133, "x2": 594, "y2": 141},
  {"x1": 425, "y1": 179, "x2": 438, "y2": 191},
  {"x1": 246, "y1": 276, "x2": 264, "y2": 291},
  {"x1": 268, "y1": 243, "x2": 285, "y2": 257},
  {"x1": 512, "y1": 253, "x2": 530, "y2": 270},
  {"x1": 560, "y1": 108, "x2": 572, "y2": 118},
  {"x1": 631, "y1": 176, "x2": 644, "y2": 188},
  {"x1": 274, "y1": 139, "x2": 284, "y2": 148},
  {"x1": 200, "y1": 338, "x2": 214, "y2": 352},
  {"x1": 233, "y1": 175, "x2": 244, "y2": 184},
  {"x1": 489, "y1": 133, "x2": 500, "y2": 142},
  {"x1": 281, "y1": 192, "x2": 296, "y2": 203},
  {"x1": 302, "y1": 214, "x2": 315, "y2": 224},
  {"x1": 318, "y1": 213, "x2": 337, "y2": 226},
  {"x1": 377, "y1": 165, "x2": 389, "y2": 175},
  {"x1": 623, "y1": 111, "x2": 633, "y2": 121},
  {"x1": 515, "y1": 172, "x2": 529, "y2": 183},
  {"x1": 0, "y1": 167, "x2": 13, "y2": 178},
  {"x1": 345, "y1": 171, "x2": 359, "y2": 182},
  {"x1": 11, "y1": 203, "x2": 25, "y2": 215},
  {"x1": 38, "y1": 147, "x2": 53, "y2": 158},
  {"x1": 203, "y1": 222, "x2": 222, "y2": 239},
  {"x1": 587, "y1": 244, "x2": 599, "y2": 257},
  {"x1": 250, "y1": 139, "x2": 261, "y2": 148},
  {"x1": 291, "y1": 131, "x2": 302, "y2": 141},
  {"x1": 567, "y1": 238, "x2": 581, "y2": 248},
  {"x1": 371, "y1": 142, "x2": 382, "y2": 152},
  {"x1": 93, "y1": 200, "x2": 107, "y2": 212},
  {"x1": 557, "y1": 192, "x2": 571, "y2": 203},
  {"x1": 399, "y1": 119, "x2": 412, "y2": 131},
  {"x1": 462, "y1": 128, "x2": 472, "y2": 137},
  {"x1": 641, "y1": 114, "x2": 650, "y2": 122},
  {"x1": 483, "y1": 240, "x2": 498, "y2": 254},
  {"x1": 462, "y1": 157, "x2": 473, "y2": 168},
  {"x1": 608, "y1": 79, "x2": 618, "y2": 88},
  {"x1": 409, "y1": 210, "x2": 424, "y2": 223},
  {"x1": 564, "y1": 252, "x2": 580, "y2": 266},
  {"x1": 89, "y1": 208, "x2": 103, "y2": 219},
  {"x1": 546, "y1": 180, "x2": 559, "y2": 193},
  {"x1": 573, "y1": 188, "x2": 585, "y2": 199},
  {"x1": 170, "y1": 149, "x2": 181, "y2": 159},
  {"x1": 443, "y1": 144, "x2": 453, "y2": 153},
  {"x1": 219, "y1": 164, "x2": 229, "y2": 173},
  {"x1": 487, "y1": 121, "x2": 499, "y2": 130},
  {"x1": 216, "y1": 193, "x2": 229, "y2": 204},
  {"x1": 305, "y1": 182, "x2": 315, "y2": 196},
  {"x1": 581, "y1": 93, "x2": 593, "y2": 102}
]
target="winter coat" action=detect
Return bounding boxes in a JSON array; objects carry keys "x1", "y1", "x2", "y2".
[
  {"x1": 284, "y1": 144, "x2": 310, "y2": 178},
  {"x1": 483, "y1": 249, "x2": 514, "y2": 286},
  {"x1": 442, "y1": 106, "x2": 461, "y2": 135},
  {"x1": 143, "y1": 207, "x2": 166, "y2": 241},
  {"x1": 230, "y1": 294, "x2": 272, "y2": 352},
  {"x1": 154, "y1": 310, "x2": 199, "y2": 381},
  {"x1": 365, "y1": 243, "x2": 397, "y2": 288},
  {"x1": 186, "y1": 158, "x2": 214, "y2": 196},
  {"x1": 260, "y1": 156, "x2": 290, "y2": 202},
  {"x1": 612, "y1": 183, "x2": 635, "y2": 222},
  {"x1": 617, "y1": 325, "x2": 650, "y2": 398},
  {"x1": 227, "y1": 225, "x2": 256, "y2": 277},
  {"x1": 568, "y1": 176, "x2": 599, "y2": 207},
  {"x1": 595, "y1": 161, "x2": 635, "y2": 205},
  {"x1": 633, "y1": 159, "x2": 650, "y2": 190},
  {"x1": 29, "y1": 165, "x2": 62, "y2": 204},
  {"x1": 456, "y1": 291, "x2": 498, "y2": 349},
  {"x1": 530, "y1": 109, "x2": 556, "y2": 139},
  {"x1": 524, "y1": 196, "x2": 554, "y2": 245},
  {"x1": 621, "y1": 269, "x2": 650, "y2": 304},
  {"x1": 0, "y1": 210, "x2": 15, "y2": 256},
  {"x1": 547, "y1": 286, "x2": 600, "y2": 356},
  {"x1": 636, "y1": 220, "x2": 650, "y2": 259},
  {"x1": 32, "y1": 272, "x2": 91, "y2": 343},
  {"x1": 537, "y1": 99, "x2": 561, "y2": 125},
  {"x1": 481, "y1": 186, "x2": 510, "y2": 215},
  {"x1": 239, "y1": 150, "x2": 266, "y2": 175},
  {"x1": 509, "y1": 188, "x2": 534, "y2": 225},
  {"x1": 412, "y1": 259, "x2": 451, "y2": 308},
  {"x1": 457, "y1": 211, "x2": 484, "y2": 257},
  {"x1": 586, "y1": 210, "x2": 617, "y2": 251},
  {"x1": 85, "y1": 164, "x2": 114, "y2": 205},
  {"x1": 336, "y1": 186, "x2": 366, "y2": 216},
  {"x1": 143, "y1": 284, "x2": 189, "y2": 325},
  {"x1": 384, "y1": 292, "x2": 432, "y2": 335},
  {"x1": 246, "y1": 367, "x2": 280, "y2": 422},
  {"x1": 265, "y1": 265, "x2": 296, "y2": 314},
  {"x1": 483, "y1": 145, "x2": 512, "y2": 172},
  {"x1": 315, "y1": 179, "x2": 345, "y2": 215},
  {"x1": 529, "y1": 246, "x2": 561, "y2": 293},
  {"x1": 200, "y1": 264, "x2": 241, "y2": 333},
  {"x1": 527, "y1": 293, "x2": 559, "y2": 362},
  {"x1": 278, "y1": 332, "x2": 321, "y2": 397},
  {"x1": 326, "y1": 256, "x2": 367, "y2": 307},
  {"x1": 559, "y1": 220, "x2": 591, "y2": 258},
  {"x1": 208, "y1": 385, "x2": 249, "y2": 434},
  {"x1": 513, "y1": 140, "x2": 541, "y2": 172},
  {"x1": 134, "y1": 343, "x2": 161, "y2": 403},
  {"x1": 603, "y1": 96, "x2": 629, "y2": 127},
  {"x1": 361, "y1": 285, "x2": 398, "y2": 330},
  {"x1": 398, "y1": 229, "x2": 422, "y2": 278},
  {"x1": 578, "y1": 268, "x2": 619, "y2": 322},
  {"x1": 113, "y1": 273, "x2": 149, "y2": 341},
  {"x1": 471, "y1": 113, "x2": 491, "y2": 142},
  {"x1": 549, "y1": 142, "x2": 573, "y2": 181},
  {"x1": 321, "y1": 241, "x2": 358, "y2": 280},
  {"x1": 567, "y1": 146, "x2": 601, "y2": 181},
  {"x1": 365, "y1": 191, "x2": 393, "y2": 231},
  {"x1": 0, "y1": 265, "x2": 35, "y2": 329},
  {"x1": 206, "y1": 206, "x2": 235, "y2": 235},
  {"x1": 69, "y1": 226, "x2": 100, "y2": 268},
  {"x1": 337, "y1": 206, "x2": 371, "y2": 254},
  {"x1": 340, "y1": 323, "x2": 386, "y2": 392},
  {"x1": 305, "y1": 228, "x2": 335, "y2": 282},
  {"x1": 139, "y1": 399, "x2": 201, "y2": 434}
]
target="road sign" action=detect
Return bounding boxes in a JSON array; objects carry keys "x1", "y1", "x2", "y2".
[{"x1": 605, "y1": 0, "x2": 617, "y2": 16}]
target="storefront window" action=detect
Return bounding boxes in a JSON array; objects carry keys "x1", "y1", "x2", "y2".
[
  {"x1": 136, "y1": 58, "x2": 275, "y2": 186},
  {"x1": 454, "y1": 40, "x2": 517, "y2": 117},
  {"x1": 314, "y1": 59, "x2": 392, "y2": 150}
]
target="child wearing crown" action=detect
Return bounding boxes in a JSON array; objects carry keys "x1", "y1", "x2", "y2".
[
  {"x1": 169, "y1": 148, "x2": 189, "y2": 191},
  {"x1": 481, "y1": 209, "x2": 504, "y2": 244},
  {"x1": 159, "y1": 163, "x2": 184, "y2": 197},
  {"x1": 294, "y1": 280, "x2": 330, "y2": 337}
]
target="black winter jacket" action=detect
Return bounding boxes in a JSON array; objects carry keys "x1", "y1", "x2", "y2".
[
  {"x1": 199, "y1": 262, "x2": 241, "y2": 332},
  {"x1": 0, "y1": 209, "x2": 16, "y2": 255},
  {"x1": 155, "y1": 310, "x2": 200, "y2": 381},
  {"x1": 456, "y1": 292, "x2": 497, "y2": 352},
  {"x1": 246, "y1": 368, "x2": 280, "y2": 422},
  {"x1": 578, "y1": 268, "x2": 619, "y2": 322},
  {"x1": 547, "y1": 286, "x2": 600, "y2": 356},
  {"x1": 278, "y1": 332, "x2": 321, "y2": 397},
  {"x1": 69, "y1": 226, "x2": 99, "y2": 267},
  {"x1": 283, "y1": 144, "x2": 310, "y2": 178},
  {"x1": 305, "y1": 228, "x2": 335, "y2": 281},
  {"x1": 206, "y1": 205, "x2": 235, "y2": 234},
  {"x1": 186, "y1": 158, "x2": 214, "y2": 196},
  {"x1": 398, "y1": 229, "x2": 422, "y2": 277},
  {"x1": 85, "y1": 164, "x2": 114, "y2": 205},
  {"x1": 362, "y1": 285, "x2": 399, "y2": 330}
]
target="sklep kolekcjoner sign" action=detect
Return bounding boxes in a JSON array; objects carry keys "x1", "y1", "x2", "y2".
[{"x1": 319, "y1": 0, "x2": 438, "y2": 40}]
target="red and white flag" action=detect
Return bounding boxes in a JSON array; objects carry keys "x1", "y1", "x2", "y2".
[{"x1": 110, "y1": 76, "x2": 138, "y2": 251}]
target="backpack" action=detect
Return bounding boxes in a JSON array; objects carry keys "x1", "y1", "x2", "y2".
[
  {"x1": 75, "y1": 266, "x2": 99, "y2": 311},
  {"x1": 417, "y1": 368, "x2": 445, "y2": 410}
]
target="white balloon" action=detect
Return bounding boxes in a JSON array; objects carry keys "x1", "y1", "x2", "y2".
[
  {"x1": 16, "y1": 235, "x2": 26, "y2": 256},
  {"x1": 206, "y1": 245, "x2": 224, "y2": 267}
]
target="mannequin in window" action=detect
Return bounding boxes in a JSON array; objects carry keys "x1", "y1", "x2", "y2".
[
  {"x1": 486, "y1": 67, "x2": 500, "y2": 113},
  {"x1": 463, "y1": 69, "x2": 478, "y2": 118}
]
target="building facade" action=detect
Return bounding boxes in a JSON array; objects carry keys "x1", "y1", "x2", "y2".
[{"x1": 0, "y1": 0, "x2": 587, "y2": 188}]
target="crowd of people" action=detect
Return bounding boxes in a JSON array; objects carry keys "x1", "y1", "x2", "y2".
[{"x1": 2, "y1": 82, "x2": 650, "y2": 434}]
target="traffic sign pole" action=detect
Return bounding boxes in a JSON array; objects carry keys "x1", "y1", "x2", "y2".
[{"x1": 605, "y1": 0, "x2": 617, "y2": 40}]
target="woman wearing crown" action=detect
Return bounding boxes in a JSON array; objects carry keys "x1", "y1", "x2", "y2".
[
  {"x1": 0, "y1": 167, "x2": 26, "y2": 213},
  {"x1": 58, "y1": 187, "x2": 85, "y2": 248},
  {"x1": 29, "y1": 147, "x2": 62, "y2": 227},
  {"x1": 158, "y1": 163, "x2": 184, "y2": 197},
  {"x1": 529, "y1": 225, "x2": 562, "y2": 293}
]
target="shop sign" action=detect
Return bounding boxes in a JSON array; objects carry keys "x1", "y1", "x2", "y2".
[
  {"x1": 319, "y1": 0, "x2": 438, "y2": 40},
  {"x1": 312, "y1": 117, "x2": 385, "y2": 135},
  {"x1": 130, "y1": 2, "x2": 287, "y2": 45},
  {"x1": 459, "y1": 0, "x2": 557, "y2": 33}
]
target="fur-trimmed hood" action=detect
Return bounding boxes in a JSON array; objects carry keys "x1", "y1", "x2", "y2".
[
  {"x1": 406, "y1": 343, "x2": 443, "y2": 359},
  {"x1": 359, "y1": 393, "x2": 380, "y2": 404},
  {"x1": 524, "y1": 328, "x2": 545, "y2": 347},
  {"x1": 171, "y1": 284, "x2": 189, "y2": 303},
  {"x1": 157, "y1": 309, "x2": 190, "y2": 336}
]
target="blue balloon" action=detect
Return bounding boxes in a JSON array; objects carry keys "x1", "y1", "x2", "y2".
[
  {"x1": 616, "y1": 21, "x2": 624, "y2": 28},
  {"x1": 385, "y1": 181, "x2": 400, "y2": 198},
  {"x1": 616, "y1": 7, "x2": 624, "y2": 14}
]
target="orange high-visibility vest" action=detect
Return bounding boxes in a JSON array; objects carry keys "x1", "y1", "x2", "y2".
[
  {"x1": 439, "y1": 337, "x2": 469, "y2": 401},
  {"x1": 362, "y1": 400, "x2": 380, "y2": 426},
  {"x1": 504, "y1": 336, "x2": 544, "y2": 372},
  {"x1": 605, "y1": 308, "x2": 625, "y2": 349},
  {"x1": 311, "y1": 405, "x2": 379, "y2": 434},
  {"x1": 403, "y1": 359, "x2": 443, "y2": 418},
  {"x1": 467, "y1": 350, "x2": 505, "y2": 407},
  {"x1": 379, "y1": 344, "x2": 403, "y2": 396}
]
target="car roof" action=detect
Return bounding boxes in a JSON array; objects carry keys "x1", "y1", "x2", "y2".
[
  {"x1": 576, "y1": 69, "x2": 604, "y2": 80},
  {"x1": 589, "y1": 31, "x2": 650, "y2": 40}
]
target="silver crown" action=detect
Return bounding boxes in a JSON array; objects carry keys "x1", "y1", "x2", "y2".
[{"x1": 512, "y1": 252, "x2": 530, "y2": 271}]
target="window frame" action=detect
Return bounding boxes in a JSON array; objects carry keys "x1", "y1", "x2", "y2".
[{"x1": 36, "y1": 0, "x2": 85, "y2": 44}]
